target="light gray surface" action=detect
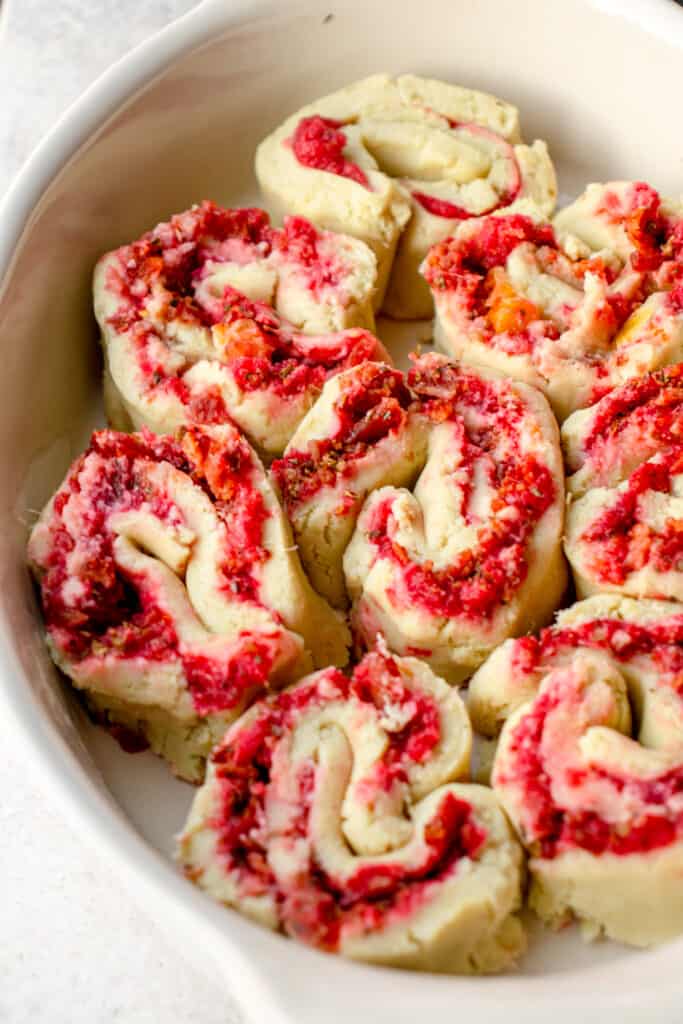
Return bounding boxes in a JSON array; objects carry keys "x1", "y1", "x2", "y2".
[{"x1": 0, "y1": 3, "x2": 241, "y2": 1022}]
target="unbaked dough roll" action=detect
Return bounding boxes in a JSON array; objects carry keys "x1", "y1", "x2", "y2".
[
  {"x1": 256, "y1": 74, "x2": 556, "y2": 319},
  {"x1": 94, "y1": 201, "x2": 388, "y2": 456},
  {"x1": 563, "y1": 365, "x2": 683, "y2": 600},
  {"x1": 273, "y1": 353, "x2": 567, "y2": 681},
  {"x1": 470, "y1": 594, "x2": 683, "y2": 947},
  {"x1": 423, "y1": 207, "x2": 683, "y2": 421},
  {"x1": 27, "y1": 425, "x2": 349, "y2": 781},
  {"x1": 178, "y1": 646, "x2": 526, "y2": 973}
]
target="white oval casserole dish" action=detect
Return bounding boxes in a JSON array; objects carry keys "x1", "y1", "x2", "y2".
[{"x1": 1, "y1": 1, "x2": 683, "y2": 1021}]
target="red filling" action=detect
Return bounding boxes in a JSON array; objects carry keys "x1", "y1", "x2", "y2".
[
  {"x1": 33, "y1": 427, "x2": 281, "y2": 716},
  {"x1": 130, "y1": 283, "x2": 383, "y2": 409},
  {"x1": 271, "y1": 364, "x2": 415, "y2": 509},
  {"x1": 108, "y1": 203, "x2": 274, "y2": 332},
  {"x1": 367, "y1": 454, "x2": 554, "y2": 621},
  {"x1": 209, "y1": 650, "x2": 485, "y2": 951},
  {"x1": 597, "y1": 182, "x2": 671, "y2": 273},
  {"x1": 274, "y1": 215, "x2": 346, "y2": 293},
  {"x1": 182, "y1": 636, "x2": 281, "y2": 716},
  {"x1": 291, "y1": 116, "x2": 369, "y2": 188},
  {"x1": 511, "y1": 614, "x2": 683, "y2": 686},
  {"x1": 422, "y1": 212, "x2": 658, "y2": 371},
  {"x1": 499, "y1": 673, "x2": 683, "y2": 859},
  {"x1": 349, "y1": 649, "x2": 441, "y2": 772},
  {"x1": 422, "y1": 214, "x2": 556, "y2": 293},
  {"x1": 582, "y1": 364, "x2": 683, "y2": 465},
  {"x1": 581, "y1": 449, "x2": 683, "y2": 585},
  {"x1": 359, "y1": 359, "x2": 555, "y2": 621},
  {"x1": 181, "y1": 427, "x2": 270, "y2": 603}
]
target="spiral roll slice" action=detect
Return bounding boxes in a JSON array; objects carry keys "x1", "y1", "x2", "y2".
[
  {"x1": 423, "y1": 207, "x2": 683, "y2": 421},
  {"x1": 179, "y1": 646, "x2": 526, "y2": 973},
  {"x1": 274, "y1": 353, "x2": 566, "y2": 681},
  {"x1": 563, "y1": 365, "x2": 683, "y2": 600},
  {"x1": 27, "y1": 425, "x2": 349, "y2": 780},
  {"x1": 470, "y1": 594, "x2": 683, "y2": 946},
  {"x1": 256, "y1": 74, "x2": 556, "y2": 319},
  {"x1": 94, "y1": 202, "x2": 387, "y2": 455}
]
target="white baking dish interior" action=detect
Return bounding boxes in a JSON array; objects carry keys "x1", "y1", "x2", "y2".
[{"x1": 1, "y1": 1, "x2": 683, "y2": 1021}]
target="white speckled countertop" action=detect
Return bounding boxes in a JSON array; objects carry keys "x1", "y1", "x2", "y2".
[{"x1": 0, "y1": 3, "x2": 241, "y2": 1021}]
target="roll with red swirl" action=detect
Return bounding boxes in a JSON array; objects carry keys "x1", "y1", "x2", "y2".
[
  {"x1": 178, "y1": 646, "x2": 526, "y2": 973},
  {"x1": 272, "y1": 353, "x2": 567, "y2": 682},
  {"x1": 27, "y1": 424, "x2": 349, "y2": 781},
  {"x1": 469, "y1": 595, "x2": 683, "y2": 946},
  {"x1": 563, "y1": 364, "x2": 683, "y2": 601},
  {"x1": 423, "y1": 188, "x2": 683, "y2": 421},
  {"x1": 94, "y1": 202, "x2": 388, "y2": 456},
  {"x1": 256, "y1": 74, "x2": 556, "y2": 319}
]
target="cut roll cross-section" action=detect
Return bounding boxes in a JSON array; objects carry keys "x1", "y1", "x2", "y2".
[
  {"x1": 563, "y1": 364, "x2": 683, "y2": 601},
  {"x1": 94, "y1": 201, "x2": 387, "y2": 456},
  {"x1": 469, "y1": 595, "x2": 683, "y2": 947},
  {"x1": 27, "y1": 425, "x2": 349, "y2": 781},
  {"x1": 178, "y1": 646, "x2": 526, "y2": 973},
  {"x1": 423, "y1": 187, "x2": 683, "y2": 421},
  {"x1": 272, "y1": 354, "x2": 566, "y2": 682},
  {"x1": 256, "y1": 74, "x2": 556, "y2": 319}
]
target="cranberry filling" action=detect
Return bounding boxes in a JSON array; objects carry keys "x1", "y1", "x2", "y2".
[
  {"x1": 291, "y1": 116, "x2": 369, "y2": 188},
  {"x1": 596, "y1": 182, "x2": 672, "y2": 273},
  {"x1": 580, "y1": 448, "x2": 683, "y2": 585},
  {"x1": 582, "y1": 365, "x2": 683, "y2": 464},
  {"x1": 361, "y1": 361, "x2": 555, "y2": 621},
  {"x1": 275, "y1": 216, "x2": 347, "y2": 294},
  {"x1": 422, "y1": 215, "x2": 556, "y2": 293},
  {"x1": 271, "y1": 364, "x2": 415, "y2": 509}
]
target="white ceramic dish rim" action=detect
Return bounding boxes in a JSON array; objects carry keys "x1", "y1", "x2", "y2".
[{"x1": 2, "y1": 1, "x2": 683, "y2": 1021}]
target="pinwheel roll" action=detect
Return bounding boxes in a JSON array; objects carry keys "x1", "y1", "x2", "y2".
[
  {"x1": 178, "y1": 646, "x2": 526, "y2": 973},
  {"x1": 563, "y1": 365, "x2": 683, "y2": 600},
  {"x1": 271, "y1": 362, "x2": 427, "y2": 608},
  {"x1": 274, "y1": 353, "x2": 566, "y2": 681},
  {"x1": 347, "y1": 354, "x2": 566, "y2": 681},
  {"x1": 470, "y1": 594, "x2": 683, "y2": 947},
  {"x1": 256, "y1": 74, "x2": 556, "y2": 319},
  {"x1": 423, "y1": 211, "x2": 683, "y2": 421},
  {"x1": 94, "y1": 202, "x2": 388, "y2": 456},
  {"x1": 27, "y1": 425, "x2": 349, "y2": 781}
]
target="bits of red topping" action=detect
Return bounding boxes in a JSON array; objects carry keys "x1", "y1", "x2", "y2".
[
  {"x1": 291, "y1": 115, "x2": 369, "y2": 188},
  {"x1": 272, "y1": 363, "x2": 414, "y2": 510},
  {"x1": 580, "y1": 450, "x2": 683, "y2": 586},
  {"x1": 422, "y1": 215, "x2": 556, "y2": 293}
]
